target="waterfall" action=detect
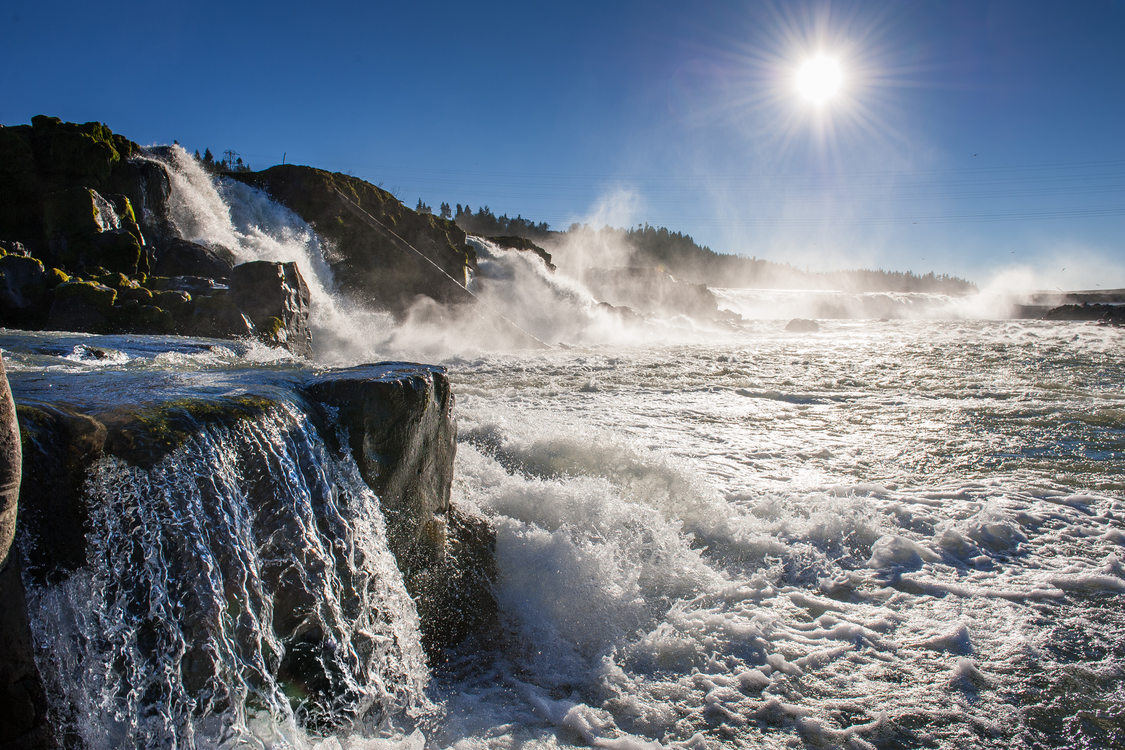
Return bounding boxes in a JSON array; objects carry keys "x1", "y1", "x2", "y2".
[
  {"x1": 23, "y1": 401, "x2": 433, "y2": 748},
  {"x1": 147, "y1": 147, "x2": 392, "y2": 364}
]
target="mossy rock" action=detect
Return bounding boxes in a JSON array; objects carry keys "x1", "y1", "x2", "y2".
[
  {"x1": 28, "y1": 115, "x2": 125, "y2": 189},
  {"x1": 102, "y1": 394, "x2": 279, "y2": 468},
  {"x1": 226, "y1": 165, "x2": 477, "y2": 313},
  {"x1": 152, "y1": 289, "x2": 190, "y2": 311},
  {"x1": 117, "y1": 284, "x2": 154, "y2": 305},
  {"x1": 47, "y1": 281, "x2": 117, "y2": 333},
  {"x1": 43, "y1": 188, "x2": 102, "y2": 246},
  {"x1": 92, "y1": 229, "x2": 144, "y2": 275},
  {"x1": 46, "y1": 268, "x2": 70, "y2": 287},
  {"x1": 110, "y1": 299, "x2": 173, "y2": 334}
]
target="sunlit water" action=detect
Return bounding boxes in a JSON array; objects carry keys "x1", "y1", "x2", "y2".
[
  {"x1": 433, "y1": 318, "x2": 1124, "y2": 750},
  {"x1": 5, "y1": 319, "x2": 1122, "y2": 749}
]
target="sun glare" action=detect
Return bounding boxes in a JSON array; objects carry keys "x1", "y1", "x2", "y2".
[{"x1": 796, "y1": 55, "x2": 844, "y2": 104}]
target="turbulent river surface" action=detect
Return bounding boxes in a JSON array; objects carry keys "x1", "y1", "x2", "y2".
[
  {"x1": 5, "y1": 318, "x2": 1123, "y2": 749},
  {"x1": 438, "y1": 319, "x2": 1125, "y2": 750}
]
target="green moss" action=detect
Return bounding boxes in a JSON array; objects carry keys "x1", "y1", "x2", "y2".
[
  {"x1": 46, "y1": 268, "x2": 70, "y2": 286},
  {"x1": 261, "y1": 316, "x2": 285, "y2": 338},
  {"x1": 53, "y1": 280, "x2": 116, "y2": 310},
  {"x1": 105, "y1": 394, "x2": 279, "y2": 468}
]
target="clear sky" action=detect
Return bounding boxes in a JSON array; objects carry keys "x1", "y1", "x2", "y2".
[{"x1": 3, "y1": 0, "x2": 1124, "y2": 288}]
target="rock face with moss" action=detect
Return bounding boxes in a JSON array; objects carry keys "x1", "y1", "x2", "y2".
[
  {"x1": 228, "y1": 166, "x2": 478, "y2": 314},
  {"x1": 0, "y1": 118, "x2": 313, "y2": 355}
]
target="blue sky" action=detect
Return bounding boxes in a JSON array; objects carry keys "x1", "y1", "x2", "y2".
[{"x1": 4, "y1": 0, "x2": 1124, "y2": 287}]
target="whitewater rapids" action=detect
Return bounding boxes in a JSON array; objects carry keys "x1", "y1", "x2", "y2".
[{"x1": 431, "y1": 319, "x2": 1124, "y2": 750}]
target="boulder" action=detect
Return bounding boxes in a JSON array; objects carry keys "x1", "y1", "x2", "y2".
[
  {"x1": 0, "y1": 353, "x2": 52, "y2": 749},
  {"x1": 183, "y1": 291, "x2": 254, "y2": 339},
  {"x1": 303, "y1": 365, "x2": 497, "y2": 654},
  {"x1": 42, "y1": 187, "x2": 144, "y2": 274},
  {"x1": 785, "y1": 318, "x2": 821, "y2": 332},
  {"x1": 0, "y1": 255, "x2": 50, "y2": 327},
  {"x1": 46, "y1": 281, "x2": 117, "y2": 333},
  {"x1": 0, "y1": 241, "x2": 30, "y2": 257},
  {"x1": 148, "y1": 274, "x2": 225, "y2": 296},
  {"x1": 0, "y1": 355, "x2": 22, "y2": 572},
  {"x1": 92, "y1": 228, "x2": 145, "y2": 275},
  {"x1": 152, "y1": 238, "x2": 236, "y2": 279},
  {"x1": 229, "y1": 261, "x2": 312, "y2": 356}
]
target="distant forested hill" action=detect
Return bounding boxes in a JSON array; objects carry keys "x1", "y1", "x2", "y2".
[{"x1": 453, "y1": 206, "x2": 976, "y2": 294}]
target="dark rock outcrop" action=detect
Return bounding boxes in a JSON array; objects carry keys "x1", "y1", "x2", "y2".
[
  {"x1": 229, "y1": 261, "x2": 313, "y2": 357},
  {"x1": 0, "y1": 354, "x2": 52, "y2": 750},
  {"x1": 1042, "y1": 303, "x2": 1125, "y2": 325},
  {"x1": 304, "y1": 365, "x2": 496, "y2": 655},
  {"x1": 46, "y1": 281, "x2": 117, "y2": 333},
  {"x1": 151, "y1": 239, "x2": 235, "y2": 279},
  {"x1": 227, "y1": 166, "x2": 477, "y2": 314}
]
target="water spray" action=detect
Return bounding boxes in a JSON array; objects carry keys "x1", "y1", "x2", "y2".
[{"x1": 330, "y1": 188, "x2": 552, "y2": 350}]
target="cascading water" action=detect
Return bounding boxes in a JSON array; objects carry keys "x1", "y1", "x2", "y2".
[
  {"x1": 147, "y1": 147, "x2": 393, "y2": 364},
  {"x1": 22, "y1": 401, "x2": 432, "y2": 748}
]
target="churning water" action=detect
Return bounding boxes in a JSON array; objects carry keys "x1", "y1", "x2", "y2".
[
  {"x1": 437, "y1": 319, "x2": 1124, "y2": 749},
  {"x1": 3, "y1": 148, "x2": 1122, "y2": 749}
]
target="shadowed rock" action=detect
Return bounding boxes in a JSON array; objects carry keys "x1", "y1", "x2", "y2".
[
  {"x1": 0, "y1": 353, "x2": 53, "y2": 749},
  {"x1": 227, "y1": 166, "x2": 477, "y2": 314}
]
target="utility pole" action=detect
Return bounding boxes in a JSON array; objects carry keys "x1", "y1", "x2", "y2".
[{"x1": 223, "y1": 149, "x2": 238, "y2": 170}]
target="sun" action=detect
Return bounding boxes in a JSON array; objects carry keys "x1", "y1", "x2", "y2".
[{"x1": 795, "y1": 55, "x2": 844, "y2": 104}]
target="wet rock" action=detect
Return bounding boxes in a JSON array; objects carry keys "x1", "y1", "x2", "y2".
[
  {"x1": 304, "y1": 365, "x2": 498, "y2": 655},
  {"x1": 0, "y1": 356, "x2": 21, "y2": 571},
  {"x1": 0, "y1": 354, "x2": 53, "y2": 749},
  {"x1": 11, "y1": 404, "x2": 106, "y2": 582},
  {"x1": 229, "y1": 261, "x2": 312, "y2": 357},
  {"x1": 106, "y1": 157, "x2": 174, "y2": 242},
  {"x1": 7, "y1": 363, "x2": 497, "y2": 734},
  {"x1": 785, "y1": 318, "x2": 821, "y2": 332},
  {"x1": 183, "y1": 292, "x2": 254, "y2": 338},
  {"x1": 152, "y1": 238, "x2": 236, "y2": 279},
  {"x1": 0, "y1": 255, "x2": 50, "y2": 327},
  {"x1": 488, "y1": 235, "x2": 555, "y2": 270},
  {"x1": 46, "y1": 281, "x2": 117, "y2": 333},
  {"x1": 92, "y1": 228, "x2": 144, "y2": 275}
]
